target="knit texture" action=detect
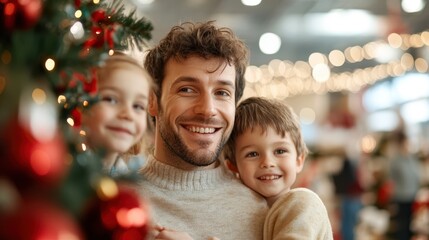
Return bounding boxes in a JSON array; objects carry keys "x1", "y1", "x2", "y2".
[
  {"x1": 264, "y1": 188, "x2": 333, "y2": 240},
  {"x1": 137, "y1": 156, "x2": 268, "y2": 240}
]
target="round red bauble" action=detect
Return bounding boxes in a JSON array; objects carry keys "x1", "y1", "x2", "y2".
[
  {"x1": 0, "y1": 116, "x2": 68, "y2": 190},
  {"x1": 0, "y1": 197, "x2": 83, "y2": 240},
  {"x1": 81, "y1": 186, "x2": 150, "y2": 240},
  {"x1": 0, "y1": 0, "x2": 43, "y2": 31}
]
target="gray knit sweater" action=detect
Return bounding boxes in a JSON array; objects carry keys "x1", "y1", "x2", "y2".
[{"x1": 136, "y1": 156, "x2": 268, "y2": 240}]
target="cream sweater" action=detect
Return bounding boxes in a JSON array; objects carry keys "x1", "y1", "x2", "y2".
[
  {"x1": 137, "y1": 157, "x2": 268, "y2": 240},
  {"x1": 264, "y1": 188, "x2": 333, "y2": 240}
]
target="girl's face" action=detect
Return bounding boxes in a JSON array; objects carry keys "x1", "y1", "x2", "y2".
[
  {"x1": 234, "y1": 126, "x2": 305, "y2": 205},
  {"x1": 84, "y1": 65, "x2": 150, "y2": 158}
]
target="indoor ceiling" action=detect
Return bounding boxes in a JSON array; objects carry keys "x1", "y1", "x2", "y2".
[{"x1": 124, "y1": 0, "x2": 429, "y2": 73}]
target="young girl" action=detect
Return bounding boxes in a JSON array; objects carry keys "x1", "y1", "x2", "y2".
[{"x1": 82, "y1": 52, "x2": 153, "y2": 175}]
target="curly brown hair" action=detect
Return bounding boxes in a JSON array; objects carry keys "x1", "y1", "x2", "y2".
[{"x1": 144, "y1": 21, "x2": 249, "y2": 103}]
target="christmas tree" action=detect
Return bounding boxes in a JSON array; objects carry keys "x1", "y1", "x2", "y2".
[{"x1": 0, "y1": 0, "x2": 153, "y2": 239}]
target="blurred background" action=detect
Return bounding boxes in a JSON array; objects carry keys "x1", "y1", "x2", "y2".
[{"x1": 124, "y1": 0, "x2": 429, "y2": 239}]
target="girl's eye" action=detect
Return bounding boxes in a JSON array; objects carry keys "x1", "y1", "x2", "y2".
[
  {"x1": 133, "y1": 103, "x2": 146, "y2": 112},
  {"x1": 101, "y1": 96, "x2": 117, "y2": 104}
]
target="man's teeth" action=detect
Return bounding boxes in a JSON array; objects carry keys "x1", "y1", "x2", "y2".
[
  {"x1": 189, "y1": 126, "x2": 215, "y2": 133},
  {"x1": 259, "y1": 175, "x2": 280, "y2": 180}
]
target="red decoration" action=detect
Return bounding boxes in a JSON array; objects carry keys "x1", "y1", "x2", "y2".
[
  {"x1": 81, "y1": 186, "x2": 150, "y2": 240},
  {"x1": 71, "y1": 108, "x2": 82, "y2": 128},
  {"x1": 74, "y1": 0, "x2": 81, "y2": 8},
  {"x1": 0, "y1": 0, "x2": 43, "y2": 32},
  {"x1": 0, "y1": 116, "x2": 68, "y2": 190},
  {"x1": 0, "y1": 197, "x2": 83, "y2": 240},
  {"x1": 84, "y1": 9, "x2": 116, "y2": 50}
]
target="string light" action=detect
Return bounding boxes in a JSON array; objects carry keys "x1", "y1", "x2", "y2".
[{"x1": 245, "y1": 30, "x2": 429, "y2": 99}]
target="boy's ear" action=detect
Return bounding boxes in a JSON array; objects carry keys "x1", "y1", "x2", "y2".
[
  {"x1": 148, "y1": 90, "x2": 158, "y2": 117},
  {"x1": 296, "y1": 154, "x2": 306, "y2": 173},
  {"x1": 225, "y1": 160, "x2": 239, "y2": 173}
]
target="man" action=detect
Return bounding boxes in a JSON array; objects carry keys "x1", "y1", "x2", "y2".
[{"x1": 138, "y1": 21, "x2": 268, "y2": 239}]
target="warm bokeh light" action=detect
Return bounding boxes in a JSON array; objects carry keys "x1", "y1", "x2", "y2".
[
  {"x1": 96, "y1": 177, "x2": 118, "y2": 200},
  {"x1": 67, "y1": 118, "x2": 75, "y2": 126},
  {"x1": 116, "y1": 207, "x2": 148, "y2": 228},
  {"x1": 361, "y1": 135, "x2": 376, "y2": 153},
  {"x1": 74, "y1": 10, "x2": 82, "y2": 18},
  {"x1": 45, "y1": 58, "x2": 55, "y2": 71},
  {"x1": 328, "y1": 50, "x2": 345, "y2": 67},
  {"x1": 32, "y1": 88, "x2": 46, "y2": 105},
  {"x1": 57, "y1": 95, "x2": 66, "y2": 104},
  {"x1": 415, "y1": 58, "x2": 429, "y2": 72},
  {"x1": 387, "y1": 33, "x2": 402, "y2": 48}
]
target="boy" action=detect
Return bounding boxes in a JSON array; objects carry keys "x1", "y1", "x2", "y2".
[{"x1": 223, "y1": 97, "x2": 333, "y2": 239}]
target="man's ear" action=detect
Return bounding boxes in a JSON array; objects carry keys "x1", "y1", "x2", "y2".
[
  {"x1": 148, "y1": 90, "x2": 158, "y2": 117},
  {"x1": 225, "y1": 160, "x2": 239, "y2": 173}
]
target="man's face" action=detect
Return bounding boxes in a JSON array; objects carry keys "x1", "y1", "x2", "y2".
[{"x1": 149, "y1": 56, "x2": 236, "y2": 169}]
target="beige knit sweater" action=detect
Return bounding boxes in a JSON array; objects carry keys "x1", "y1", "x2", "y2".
[
  {"x1": 137, "y1": 157, "x2": 268, "y2": 240},
  {"x1": 264, "y1": 188, "x2": 334, "y2": 240}
]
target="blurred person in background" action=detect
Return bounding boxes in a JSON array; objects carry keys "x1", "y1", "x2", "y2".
[{"x1": 387, "y1": 130, "x2": 421, "y2": 240}]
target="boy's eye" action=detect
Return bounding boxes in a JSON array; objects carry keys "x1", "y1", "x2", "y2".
[
  {"x1": 245, "y1": 151, "x2": 259, "y2": 158},
  {"x1": 275, "y1": 149, "x2": 287, "y2": 155}
]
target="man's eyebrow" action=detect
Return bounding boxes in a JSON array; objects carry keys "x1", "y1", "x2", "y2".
[
  {"x1": 218, "y1": 79, "x2": 235, "y2": 89},
  {"x1": 171, "y1": 77, "x2": 235, "y2": 89}
]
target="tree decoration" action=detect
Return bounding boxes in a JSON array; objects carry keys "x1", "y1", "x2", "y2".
[
  {"x1": 0, "y1": 0, "x2": 153, "y2": 239},
  {"x1": 0, "y1": 0, "x2": 43, "y2": 32}
]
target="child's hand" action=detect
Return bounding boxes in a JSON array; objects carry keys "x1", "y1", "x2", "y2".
[{"x1": 153, "y1": 225, "x2": 194, "y2": 240}]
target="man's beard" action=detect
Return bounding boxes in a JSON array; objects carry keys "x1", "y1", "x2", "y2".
[{"x1": 158, "y1": 113, "x2": 227, "y2": 167}]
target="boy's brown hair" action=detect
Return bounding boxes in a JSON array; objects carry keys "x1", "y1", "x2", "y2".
[
  {"x1": 223, "y1": 97, "x2": 309, "y2": 166},
  {"x1": 144, "y1": 21, "x2": 249, "y2": 103}
]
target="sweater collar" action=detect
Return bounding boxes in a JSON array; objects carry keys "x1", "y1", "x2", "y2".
[{"x1": 140, "y1": 155, "x2": 229, "y2": 191}]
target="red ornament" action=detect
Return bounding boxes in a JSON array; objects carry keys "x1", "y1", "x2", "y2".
[
  {"x1": 0, "y1": 197, "x2": 83, "y2": 240},
  {"x1": 81, "y1": 185, "x2": 150, "y2": 240},
  {"x1": 0, "y1": 116, "x2": 68, "y2": 190},
  {"x1": 0, "y1": 0, "x2": 43, "y2": 32},
  {"x1": 71, "y1": 108, "x2": 82, "y2": 128},
  {"x1": 83, "y1": 9, "x2": 116, "y2": 50}
]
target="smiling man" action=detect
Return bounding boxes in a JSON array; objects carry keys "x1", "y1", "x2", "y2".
[{"x1": 137, "y1": 21, "x2": 268, "y2": 240}]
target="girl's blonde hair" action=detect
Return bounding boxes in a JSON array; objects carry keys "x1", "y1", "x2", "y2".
[{"x1": 97, "y1": 51, "x2": 155, "y2": 157}]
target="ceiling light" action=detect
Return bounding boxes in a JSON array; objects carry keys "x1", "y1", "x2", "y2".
[
  {"x1": 241, "y1": 0, "x2": 262, "y2": 6},
  {"x1": 259, "y1": 32, "x2": 281, "y2": 55},
  {"x1": 401, "y1": 0, "x2": 425, "y2": 13}
]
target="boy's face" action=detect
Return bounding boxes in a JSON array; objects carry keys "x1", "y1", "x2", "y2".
[
  {"x1": 84, "y1": 65, "x2": 150, "y2": 155},
  {"x1": 149, "y1": 56, "x2": 236, "y2": 169},
  {"x1": 234, "y1": 126, "x2": 304, "y2": 203}
]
